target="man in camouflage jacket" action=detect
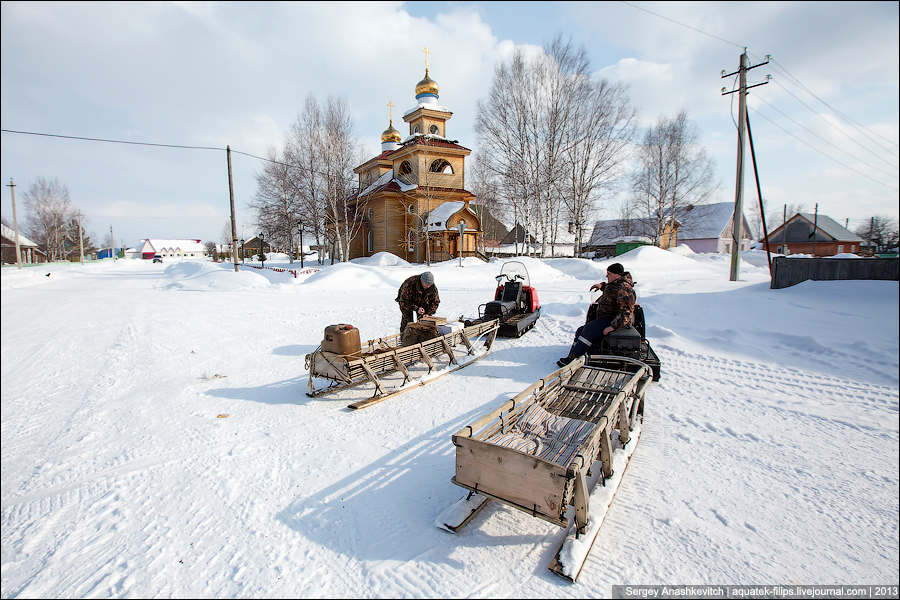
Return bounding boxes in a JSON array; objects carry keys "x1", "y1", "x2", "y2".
[
  {"x1": 557, "y1": 262, "x2": 635, "y2": 367},
  {"x1": 396, "y1": 271, "x2": 440, "y2": 332}
]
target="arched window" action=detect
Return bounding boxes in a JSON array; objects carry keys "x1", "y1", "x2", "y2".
[
  {"x1": 398, "y1": 160, "x2": 414, "y2": 184},
  {"x1": 413, "y1": 125, "x2": 420, "y2": 134},
  {"x1": 429, "y1": 124, "x2": 439, "y2": 135},
  {"x1": 429, "y1": 159, "x2": 453, "y2": 174}
]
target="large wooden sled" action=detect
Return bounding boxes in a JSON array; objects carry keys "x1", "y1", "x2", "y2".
[
  {"x1": 305, "y1": 319, "x2": 499, "y2": 410},
  {"x1": 436, "y1": 354, "x2": 652, "y2": 582}
]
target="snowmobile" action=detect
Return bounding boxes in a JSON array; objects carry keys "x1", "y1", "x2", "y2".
[{"x1": 465, "y1": 261, "x2": 541, "y2": 338}]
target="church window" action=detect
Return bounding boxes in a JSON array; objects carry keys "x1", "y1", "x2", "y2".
[
  {"x1": 398, "y1": 161, "x2": 414, "y2": 184},
  {"x1": 413, "y1": 125, "x2": 420, "y2": 134},
  {"x1": 429, "y1": 124, "x2": 439, "y2": 135},
  {"x1": 429, "y1": 159, "x2": 453, "y2": 174}
]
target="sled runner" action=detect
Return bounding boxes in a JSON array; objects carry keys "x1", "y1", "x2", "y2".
[
  {"x1": 305, "y1": 319, "x2": 500, "y2": 410},
  {"x1": 436, "y1": 353, "x2": 651, "y2": 582}
]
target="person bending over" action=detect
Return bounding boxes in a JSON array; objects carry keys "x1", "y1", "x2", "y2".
[
  {"x1": 557, "y1": 262, "x2": 635, "y2": 367},
  {"x1": 395, "y1": 271, "x2": 440, "y2": 333}
]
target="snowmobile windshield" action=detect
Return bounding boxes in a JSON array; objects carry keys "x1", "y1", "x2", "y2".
[{"x1": 497, "y1": 261, "x2": 530, "y2": 287}]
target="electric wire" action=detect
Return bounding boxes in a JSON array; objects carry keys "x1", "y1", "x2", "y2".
[
  {"x1": 0, "y1": 128, "x2": 222, "y2": 151},
  {"x1": 771, "y1": 58, "x2": 900, "y2": 153},
  {"x1": 1, "y1": 128, "x2": 363, "y2": 187},
  {"x1": 749, "y1": 106, "x2": 899, "y2": 191},
  {"x1": 619, "y1": 1, "x2": 745, "y2": 49},
  {"x1": 751, "y1": 95, "x2": 900, "y2": 180},
  {"x1": 769, "y1": 79, "x2": 900, "y2": 170}
]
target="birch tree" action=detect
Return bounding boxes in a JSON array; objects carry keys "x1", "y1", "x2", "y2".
[
  {"x1": 23, "y1": 177, "x2": 74, "y2": 261},
  {"x1": 630, "y1": 112, "x2": 715, "y2": 244},
  {"x1": 477, "y1": 35, "x2": 634, "y2": 257}
]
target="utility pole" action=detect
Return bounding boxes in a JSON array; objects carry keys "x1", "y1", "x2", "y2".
[
  {"x1": 7, "y1": 179, "x2": 22, "y2": 269},
  {"x1": 722, "y1": 50, "x2": 769, "y2": 281},
  {"x1": 78, "y1": 214, "x2": 85, "y2": 264},
  {"x1": 110, "y1": 225, "x2": 115, "y2": 260},
  {"x1": 227, "y1": 145, "x2": 239, "y2": 272}
]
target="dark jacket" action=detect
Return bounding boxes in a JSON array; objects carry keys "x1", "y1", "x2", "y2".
[
  {"x1": 396, "y1": 275, "x2": 440, "y2": 315},
  {"x1": 586, "y1": 277, "x2": 635, "y2": 330}
]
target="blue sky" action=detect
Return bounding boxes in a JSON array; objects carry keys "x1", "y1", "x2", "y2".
[{"x1": 1, "y1": 1, "x2": 897, "y2": 248}]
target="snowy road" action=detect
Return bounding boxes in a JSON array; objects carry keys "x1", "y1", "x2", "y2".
[{"x1": 2, "y1": 251, "x2": 898, "y2": 597}]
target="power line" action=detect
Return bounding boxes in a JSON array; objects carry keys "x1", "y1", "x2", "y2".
[
  {"x1": 769, "y1": 79, "x2": 900, "y2": 170},
  {"x1": 1, "y1": 127, "x2": 362, "y2": 187},
  {"x1": 752, "y1": 95, "x2": 900, "y2": 180},
  {"x1": 0, "y1": 128, "x2": 223, "y2": 151},
  {"x1": 619, "y1": 1, "x2": 745, "y2": 49},
  {"x1": 770, "y1": 58, "x2": 900, "y2": 153},
  {"x1": 749, "y1": 106, "x2": 900, "y2": 191}
]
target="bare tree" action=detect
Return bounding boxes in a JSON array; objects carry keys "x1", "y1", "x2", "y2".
[
  {"x1": 856, "y1": 216, "x2": 900, "y2": 252},
  {"x1": 23, "y1": 177, "x2": 74, "y2": 261},
  {"x1": 766, "y1": 202, "x2": 805, "y2": 233},
  {"x1": 287, "y1": 96, "x2": 329, "y2": 264},
  {"x1": 630, "y1": 112, "x2": 715, "y2": 244},
  {"x1": 250, "y1": 146, "x2": 302, "y2": 260},
  {"x1": 561, "y1": 77, "x2": 635, "y2": 255},
  {"x1": 315, "y1": 96, "x2": 361, "y2": 263},
  {"x1": 477, "y1": 35, "x2": 634, "y2": 257}
]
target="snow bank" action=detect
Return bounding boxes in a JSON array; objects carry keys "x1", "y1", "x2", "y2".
[
  {"x1": 352, "y1": 252, "x2": 411, "y2": 267},
  {"x1": 302, "y1": 262, "x2": 405, "y2": 290},
  {"x1": 162, "y1": 261, "x2": 271, "y2": 290}
]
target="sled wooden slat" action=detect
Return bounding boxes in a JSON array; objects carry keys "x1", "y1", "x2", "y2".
[
  {"x1": 446, "y1": 354, "x2": 653, "y2": 582},
  {"x1": 307, "y1": 319, "x2": 499, "y2": 406}
]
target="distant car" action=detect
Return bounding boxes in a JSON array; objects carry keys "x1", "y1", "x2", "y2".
[{"x1": 152, "y1": 255, "x2": 163, "y2": 263}]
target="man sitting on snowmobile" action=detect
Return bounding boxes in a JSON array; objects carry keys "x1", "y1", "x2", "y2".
[{"x1": 557, "y1": 262, "x2": 635, "y2": 367}]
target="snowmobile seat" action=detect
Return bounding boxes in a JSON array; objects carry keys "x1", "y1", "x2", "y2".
[{"x1": 483, "y1": 280, "x2": 522, "y2": 320}]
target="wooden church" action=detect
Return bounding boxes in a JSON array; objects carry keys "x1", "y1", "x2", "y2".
[{"x1": 348, "y1": 53, "x2": 484, "y2": 263}]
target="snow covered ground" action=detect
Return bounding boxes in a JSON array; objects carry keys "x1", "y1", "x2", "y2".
[{"x1": 2, "y1": 248, "x2": 898, "y2": 597}]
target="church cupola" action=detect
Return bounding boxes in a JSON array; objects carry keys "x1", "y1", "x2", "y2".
[
  {"x1": 414, "y1": 47, "x2": 439, "y2": 106},
  {"x1": 381, "y1": 102, "x2": 402, "y2": 152},
  {"x1": 415, "y1": 69, "x2": 439, "y2": 104}
]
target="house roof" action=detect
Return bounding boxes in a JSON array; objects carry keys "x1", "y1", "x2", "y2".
[
  {"x1": 587, "y1": 218, "x2": 657, "y2": 246},
  {"x1": 142, "y1": 239, "x2": 206, "y2": 253},
  {"x1": 796, "y1": 212, "x2": 863, "y2": 242},
  {"x1": 765, "y1": 213, "x2": 864, "y2": 243},
  {"x1": 1, "y1": 223, "x2": 39, "y2": 248},
  {"x1": 672, "y1": 202, "x2": 747, "y2": 239},
  {"x1": 358, "y1": 171, "x2": 419, "y2": 198},
  {"x1": 425, "y1": 201, "x2": 478, "y2": 231}
]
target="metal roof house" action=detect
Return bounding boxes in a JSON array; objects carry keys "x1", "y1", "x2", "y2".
[
  {"x1": 670, "y1": 202, "x2": 752, "y2": 254},
  {"x1": 760, "y1": 213, "x2": 865, "y2": 256}
]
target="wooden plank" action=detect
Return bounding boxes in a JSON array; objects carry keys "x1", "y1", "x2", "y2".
[
  {"x1": 347, "y1": 344, "x2": 492, "y2": 410},
  {"x1": 454, "y1": 436, "x2": 568, "y2": 521}
]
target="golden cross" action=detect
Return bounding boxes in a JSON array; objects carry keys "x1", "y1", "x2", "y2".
[
  {"x1": 423, "y1": 46, "x2": 430, "y2": 70},
  {"x1": 387, "y1": 101, "x2": 395, "y2": 122}
]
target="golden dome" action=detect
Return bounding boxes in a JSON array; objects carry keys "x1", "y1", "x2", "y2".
[
  {"x1": 415, "y1": 69, "x2": 439, "y2": 97},
  {"x1": 381, "y1": 121, "x2": 401, "y2": 143}
]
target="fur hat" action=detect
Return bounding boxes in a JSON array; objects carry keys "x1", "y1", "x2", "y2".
[
  {"x1": 420, "y1": 271, "x2": 434, "y2": 286},
  {"x1": 607, "y1": 262, "x2": 625, "y2": 276}
]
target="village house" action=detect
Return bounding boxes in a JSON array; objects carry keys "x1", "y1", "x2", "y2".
[
  {"x1": 671, "y1": 202, "x2": 752, "y2": 254},
  {"x1": 137, "y1": 238, "x2": 207, "y2": 259},
  {"x1": 1, "y1": 223, "x2": 47, "y2": 264},
  {"x1": 348, "y1": 55, "x2": 485, "y2": 263},
  {"x1": 584, "y1": 218, "x2": 677, "y2": 258},
  {"x1": 760, "y1": 212, "x2": 865, "y2": 256}
]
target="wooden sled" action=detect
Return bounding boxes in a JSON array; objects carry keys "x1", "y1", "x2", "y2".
[
  {"x1": 436, "y1": 354, "x2": 652, "y2": 582},
  {"x1": 305, "y1": 319, "x2": 499, "y2": 410}
]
